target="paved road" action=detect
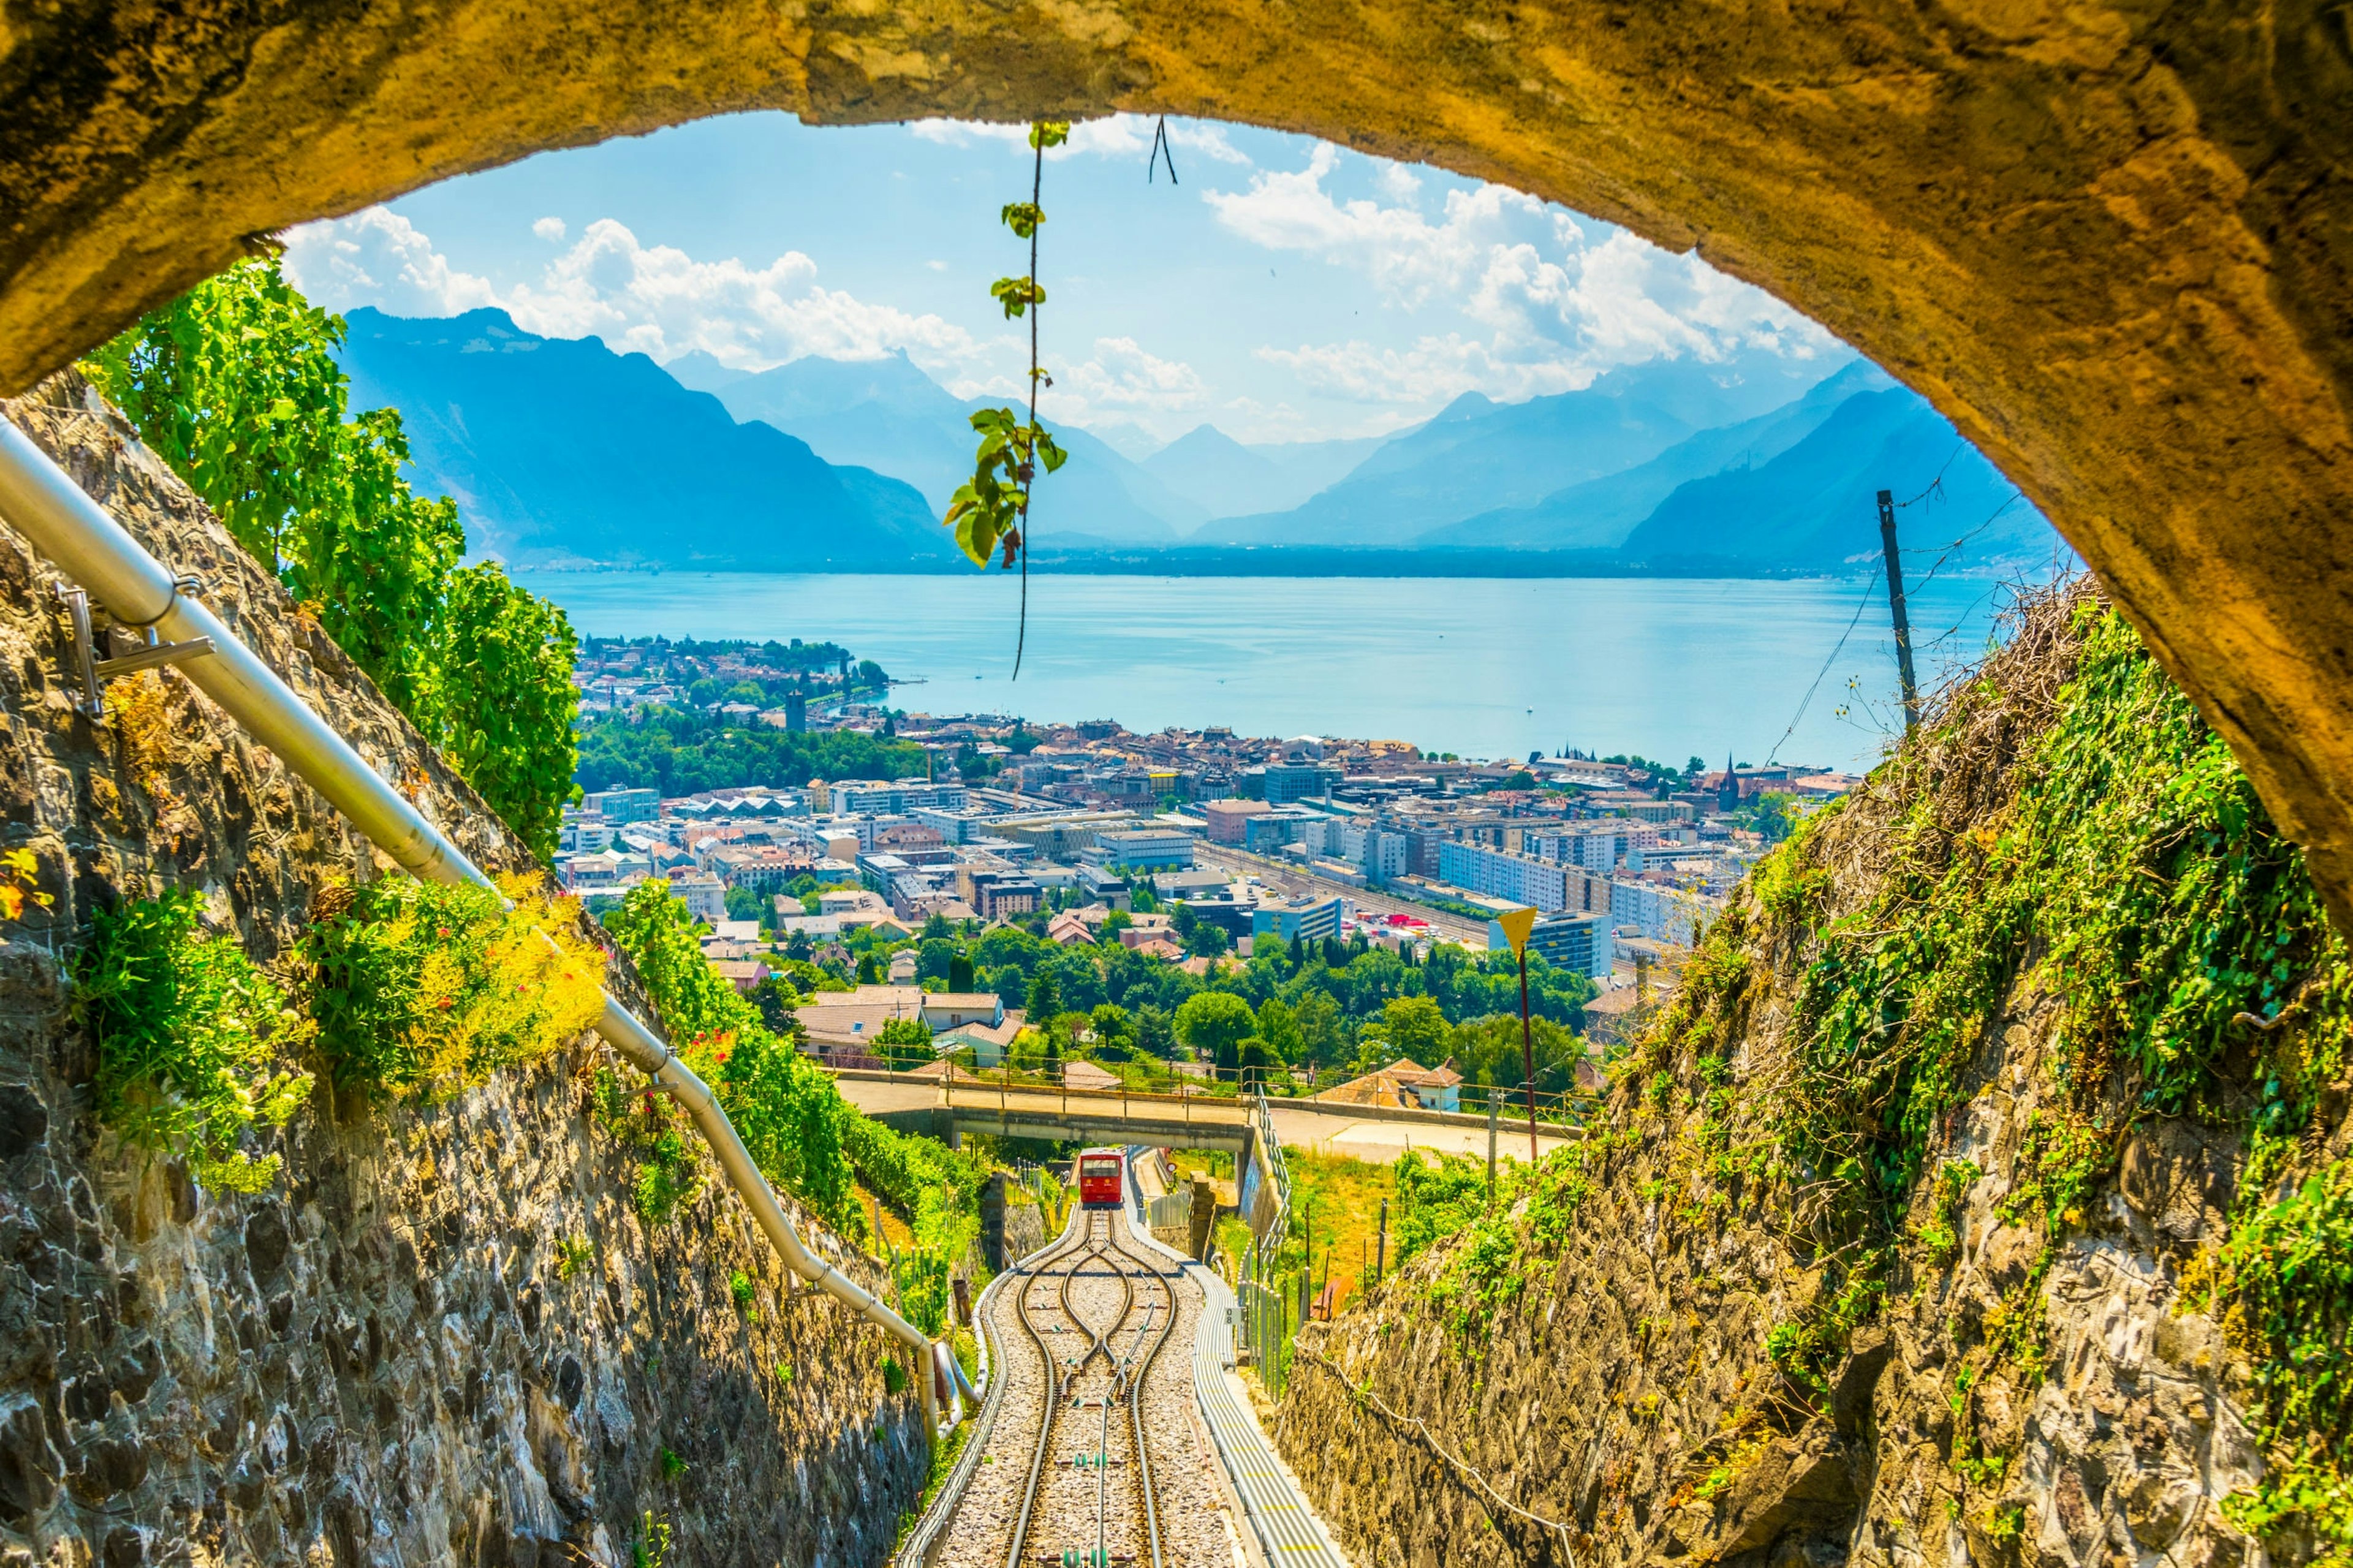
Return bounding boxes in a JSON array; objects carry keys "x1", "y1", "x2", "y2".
[
  {"x1": 831, "y1": 1074, "x2": 1573, "y2": 1166},
  {"x1": 1269, "y1": 1102, "x2": 1572, "y2": 1164},
  {"x1": 1193, "y1": 843, "x2": 1489, "y2": 945}
]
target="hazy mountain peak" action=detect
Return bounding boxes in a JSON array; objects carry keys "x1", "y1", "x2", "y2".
[
  {"x1": 663, "y1": 347, "x2": 752, "y2": 393},
  {"x1": 1156, "y1": 425, "x2": 1268, "y2": 466},
  {"x1": 1432, "y1": 390, "x2": 1498, "y2": 422}
]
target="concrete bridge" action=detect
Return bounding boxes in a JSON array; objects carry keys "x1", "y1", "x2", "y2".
[{"x1": 827, "y1": 1070, "x2": 1577, "y2": 1165}]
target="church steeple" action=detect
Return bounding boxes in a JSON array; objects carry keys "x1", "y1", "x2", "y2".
[{"x1": 1718, "y1": 749, "x2": 1740, "y2": 814}]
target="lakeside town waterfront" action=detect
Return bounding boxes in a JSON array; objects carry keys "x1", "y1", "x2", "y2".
[
  {"x1": 555, "y1": 624, "x2": 1870, "y2": 1090},
  {"x1": 516, "y1": 568, "x2": 2028, "y2": 770}
]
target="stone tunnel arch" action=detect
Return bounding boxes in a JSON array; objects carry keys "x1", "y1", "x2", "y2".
[{"x1": 2, "y1": 0, "x2": 2349, "y2": 923}]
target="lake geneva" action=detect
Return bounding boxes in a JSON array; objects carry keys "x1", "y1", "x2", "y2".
[{"x1": 513, "y1": 570, "x2": 2033, "y2": 771}]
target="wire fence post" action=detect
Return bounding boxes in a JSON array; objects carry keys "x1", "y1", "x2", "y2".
[{"x1": 1877, "y1": 487, "x2": 1922, "y2": 733}]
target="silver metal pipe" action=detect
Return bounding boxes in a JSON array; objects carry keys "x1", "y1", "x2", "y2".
[{"x1": 0, "y1": 410, "x2": 944, "y2": 1432}]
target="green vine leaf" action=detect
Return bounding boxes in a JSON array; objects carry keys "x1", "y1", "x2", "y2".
[
  {"x1": 989, "y1": 276, "x2": 1045, "y2": 319},
  {"x1": 944, "y1": 407, "x2": 1061, "y2": 567},
  {"x1": 947, "y1": 118, "x2": 1072, "y2": 678}
]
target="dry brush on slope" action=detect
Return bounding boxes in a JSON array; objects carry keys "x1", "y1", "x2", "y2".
[
  {"x1": 0, "y1": 379, "x2": 928, "y2": 1566},
  {"x1": 1276, "y1": 583, "x2": 2353, "y2": 1568}
]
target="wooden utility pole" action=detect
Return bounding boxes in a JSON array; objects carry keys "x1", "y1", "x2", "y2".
[
  {"x1": 1487, "y1": 1094, "x2": 1499, "y2": 1202},
  {"x1": 1877, "y1": 488, "x2": 1921, "y2": 733},
  {"x1": 1517, "y1": 945, "x2": 1540, "y2": 1165}
]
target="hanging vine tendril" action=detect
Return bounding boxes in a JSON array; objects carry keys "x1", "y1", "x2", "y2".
[{"x1": 944, "y1": 120, "x2": 1070, "y2": 680}]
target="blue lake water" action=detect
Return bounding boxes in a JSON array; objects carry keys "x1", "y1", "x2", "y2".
[{"x1": 512, "y1": 569, "x2": 2042, "y2": 771}]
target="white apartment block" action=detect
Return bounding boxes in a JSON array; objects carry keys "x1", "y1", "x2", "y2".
[
  {"x1": 1438, "y1": 840, "x2": 1570, "y2": 911},
  {"x1": 669, "y1": 871, "x2": 728, "y2": 926},
  {"x1": 1527, "y1": 823, "x2": 1635, "y2": 871},
  {"x1": 1608, "y1": 879, "x2": 1723, "y2": 947}
]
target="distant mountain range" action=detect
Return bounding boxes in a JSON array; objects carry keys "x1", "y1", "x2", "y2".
[
  {"x1": 337, "y1": 310, "x2": 959, "y2": 571},
  {"x1": 667, "y1": 347, "x2": 1205, "y2": 547},
  {"x1": 342, "y1": 311, "x2": 2062, "y2": 577}
]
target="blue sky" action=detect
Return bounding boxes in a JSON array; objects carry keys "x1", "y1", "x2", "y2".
[{"x1": 283, "y1": 114, "x2": 1849, "y2": 450}]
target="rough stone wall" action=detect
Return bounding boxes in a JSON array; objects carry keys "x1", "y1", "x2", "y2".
[
  {"x1": 0, "y1": 382, "x2": 926, "y2": 1566},
  {"x1": 1270, "y1": 602, "x2": 2268, "y2": 1568},
  {"x1": 977, "y1": 1174, "x2": 1043, "y2": 1272}
]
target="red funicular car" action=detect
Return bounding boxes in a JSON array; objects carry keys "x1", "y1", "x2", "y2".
[{"x1": 1077, "y1": 1149, "x2": 1124, "y2": 1209}]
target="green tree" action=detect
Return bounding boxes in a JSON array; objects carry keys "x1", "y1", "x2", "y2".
[
  {"x1": 1292, "y1": 991, "x2": 1346, "y2": 1075},
  {"x1": 439, "y1": 561, "x2": 580, "y2": 858},
  {"x1": 724, "y1": 885, "x2": 765, "y2": 923},
  {"x1": 1134, "y1": 1003, "x2": 1175, "y2": 1061},
  {"x1": 1448, "y1": 1013, "x2": 1586, "y2": 1097},
  {"x1": 1238, "y1": 1036, "x2": 1273, "y2": 1091},
  {"x1": 1024, "y1": 967, "x2": 1062, "y2": 1024},
  {"x1": 81, "y1": 257, "x2": 461, "y2": 716},
  {"x1": 1089, "y1": 1003, "x2": 1131, "y2": 1048},
  {"x1": 1184, "y1": 920, "x2": 1230, "y2": 958},
  {"x1": 1175, "y1": 991, "x2": 1256, "y2": 1077},
  {"x1": 947, "y1": 952, "x2": 975, "y2": 993},
  {"x1": 915, "y1": 937, "x2": 957, "y2": 983},
  {"x1": 750, "y1": 975, "x2": 799, "y2": 1034},
  {"x1": 1256, "y1": 996, "x2": 1304, "y2": 1067},
  {"x1": 1371, "y1": 995, "x2": 1450, "y2": 1065},
  {"x1": 877, "y1": 1015, "x2": 933, "y2": 1072}
]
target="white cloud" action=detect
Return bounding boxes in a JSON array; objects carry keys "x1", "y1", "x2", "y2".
[
  {"x1": 531, "y1": 216, "x2": 567, "y2": 242},
  {"x1": 909, "y1": 114, "x2": 1251, "y2": 168},
  {"x1": 1205, "y1": 146, "x2": 1835, "y2": 406},
  {"x1": 1050, "y1": 336, "x2": 1210, "y2": 415},
  {"x1": 282, "y1": 207, "x2": 988, "y2": 376},
  {"x1": 1373, "y1": 160, "x2": 1423, "y2": 203},
  {"x1": 1256, "y1": 335, "x2": 1593, "y2": 406},
  {"x1": 279, "y1": 207, "x2": 501, "y2": 320}
]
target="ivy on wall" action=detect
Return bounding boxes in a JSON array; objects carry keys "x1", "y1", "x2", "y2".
[{"x1": 81, "y1": 258, "x2": 581, "y2": 860}]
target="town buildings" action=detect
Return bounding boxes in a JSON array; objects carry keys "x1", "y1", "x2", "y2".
[{"x1": 562, "y1": 638, "x2": 1854, "y2": 1025}]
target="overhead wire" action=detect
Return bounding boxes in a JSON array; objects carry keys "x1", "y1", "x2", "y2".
[
  {"x1": 1765, "y1": 570, "x2": 1881, "y2": 767},
  {"x1": 1766, "y1": 482, "x2": 2030, "y2": 765},
  {"x1": 1148, "y1": 118, "x2": 1180, "y2": 184}
]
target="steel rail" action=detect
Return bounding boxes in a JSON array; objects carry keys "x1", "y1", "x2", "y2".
[
  {"x1": 1083, "y1": 1225, "x2": 1136, "y2": 1568},
  {"x1": 0, "y1": 412, "x2": 951, "y2": 1431},
  {"x1": 1008, "y1": 1209, "x2": 1095, "y2": 1568},
  {"x1": 1105, "y1": 1213, "x2": 1179, "y2": 1568},
  {"x1": 1006, "y1": 1202, "x2": 1181, "y2": 1568},
  {"x1": 894, "y1": 1205, "x2": 1072, "y2": 1568}
]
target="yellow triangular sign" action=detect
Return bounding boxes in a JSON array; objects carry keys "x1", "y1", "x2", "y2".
[{"x1": 1497, "y1": 906, "x2": 1539, "y2": 956}]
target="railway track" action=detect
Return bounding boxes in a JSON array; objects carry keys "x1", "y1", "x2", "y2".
[
  {"x1": 1007, "y1": 1208, "x2": 1179, "y2": 1568},
  {"x1": 912, "y1": 1197, "x2": 1226, "y2": 1568}
]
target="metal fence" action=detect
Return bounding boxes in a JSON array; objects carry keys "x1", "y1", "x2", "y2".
[
  {"x1": 1145, "y1": 1190, "x2": 1193, "y2": 1232},
  {"x1": 1237, "y1": 1276, "x2": 1295, "y2": 1399},
  {"x1": 1236, "y1": 1091, "x2": 1300, "y2": 1396}
]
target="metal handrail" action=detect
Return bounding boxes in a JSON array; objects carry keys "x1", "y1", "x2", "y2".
[
  {"x1": 0, "y1": 412, "x2": 950, "y2": 1434},
  {"x1": 1237, "y1": 1090, "x2": 1294, "y2": 1364}
]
